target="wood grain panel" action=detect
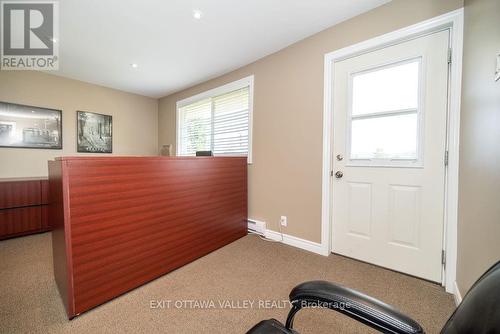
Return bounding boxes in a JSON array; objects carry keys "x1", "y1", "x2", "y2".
[
  {"x1": 49, "y1": 157, "x2": 247, "y2": 318},
  {"x1": 0, "y1": 206, "x2": 41, "y2": 238},
  {"x1": 41, "y1": 205, "x2": 51, "y2": 230},
  {"x1": 0, "y1": 178, "x2": 50, "y2": 240},
  {"x1": 41, "y1": 179, "x2": 52, "y2": 231},
  {"x1": 0, "y1": 180, "x2": 41, "y2": 209},
  {"x1": 41, "y1": 180, "x2": 49, "y2": 205},
  {"x1": 49, "y1": 160, "x2": 74, "y2": 318}
]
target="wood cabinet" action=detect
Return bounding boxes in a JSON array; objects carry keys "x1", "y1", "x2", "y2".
[
  {"x1": 0, "y1": 178, "x2": 51, "y2": 240},
  {"x1": 49, "y1": 156, "x2": 247, "y2": 319}
]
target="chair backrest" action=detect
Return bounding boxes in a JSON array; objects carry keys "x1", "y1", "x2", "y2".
[{"x1": 441, "y1": 260, "x2": 500, "y2": 333}]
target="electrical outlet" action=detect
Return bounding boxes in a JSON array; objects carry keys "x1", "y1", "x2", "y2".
[{"x1": 280, "y1": 216, "x2": 287, "y2": 227}]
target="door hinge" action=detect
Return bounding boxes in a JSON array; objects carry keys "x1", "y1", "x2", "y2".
[
  {"x1": 444, "y1": 150, "x2": 449, "y2": 166},
  {"x1": 448, "y1": 48, "x2": 452, "y2": 64},
  {"x1": 442, "y1": 250, "x2": 446, "y2": 267}
]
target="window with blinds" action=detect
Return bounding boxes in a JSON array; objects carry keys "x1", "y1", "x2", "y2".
[{"x1": 177, "y1": 77, "x2": 252, "y2": 162}]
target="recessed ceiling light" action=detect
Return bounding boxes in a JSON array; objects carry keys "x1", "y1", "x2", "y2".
[
  {"x1": 130, "y1": 63, "x2": 138, "y2": 68},
  {"x1": 193, "y1": 10, "x2": 203, "y2": 20}
]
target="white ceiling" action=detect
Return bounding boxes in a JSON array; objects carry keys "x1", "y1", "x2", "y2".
[{"x1": 54, "y1": 0, "x2": 389, "y2": 98}]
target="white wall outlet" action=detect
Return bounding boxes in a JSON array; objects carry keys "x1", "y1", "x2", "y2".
[{"x1": 280, "y1": 216, "x2": 287, "y2": 227}]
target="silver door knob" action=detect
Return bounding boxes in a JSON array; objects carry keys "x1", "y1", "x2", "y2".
[
  {"x1": 336, "y1": 154, "x2": 343, "y2": 161},
  {"x1": 335, "y1": 171, "x2": 343, "y2": 178}
]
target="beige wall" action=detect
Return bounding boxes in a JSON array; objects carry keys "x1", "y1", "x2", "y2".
[
  {"x1": 456, "y1": 0, "x2": 500, "y2": 294},
  {"x1": 0, "y1": 71, "x2": 158, "y2": 178},
  {"x1": 158, "y1": 0, "x2": 464, "y2": 242},
  {"x1": 3, "y1": 0, "x2": 495, "y2": 295}
]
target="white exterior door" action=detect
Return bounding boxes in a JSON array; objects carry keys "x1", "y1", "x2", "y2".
[{"x1": 331, "y1": 30, "x2": 450, "y2": 282}]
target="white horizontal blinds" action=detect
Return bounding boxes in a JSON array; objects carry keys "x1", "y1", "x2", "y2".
[
  {"x1": 212, "y1": 87, "x2": 249, "y2": 156},
  {"x1": 178, "y1": 86, "x2": 250, "y2": 157},
  {"x1": 178, "y1": 98, "x2": 212, "y2": 156}
]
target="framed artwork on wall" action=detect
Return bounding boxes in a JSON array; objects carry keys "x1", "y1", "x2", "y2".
[
  {"x1": 77, "y1": 111, "x2": 112, "y2": 153},
  {"x1": 0, "y1": 101, "x2": 62, "y2": 149}
]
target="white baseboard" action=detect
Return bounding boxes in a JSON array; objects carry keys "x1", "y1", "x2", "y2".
[
  {"x1": 453, "y1": 281, "x2": 462, "y2": 306},
  {"x1": 264, "y1": 229, "x2": 328, "y2": 256}
]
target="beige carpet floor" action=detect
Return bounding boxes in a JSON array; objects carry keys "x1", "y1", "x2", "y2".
[{"x1": 0, "y1": 232, "x2": 455, "y2": 334}]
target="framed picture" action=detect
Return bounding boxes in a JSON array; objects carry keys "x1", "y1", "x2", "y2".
[
  {"x1": 77, "y1": 111, "x2": 112, "y2": 153},
  {"x1": 0, "y1": 101, "x2": 62, "y2": 149}
]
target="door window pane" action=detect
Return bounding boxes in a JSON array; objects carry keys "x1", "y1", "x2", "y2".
[
  {"x1": 351, "y1": 113, "x2": 418, "y2": 160},
  {"x1": 352, "y1": 60, "x2": 419, "y2": 116}
]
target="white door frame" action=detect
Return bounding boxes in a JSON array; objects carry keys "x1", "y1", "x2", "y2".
[{"x1": 321, "y1": 9, "x2": 464, "y2": 294}]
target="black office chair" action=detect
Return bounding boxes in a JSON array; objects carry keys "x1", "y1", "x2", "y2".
[{"x1": 247, "y1": 261, "x2": 500, "y2": 334}]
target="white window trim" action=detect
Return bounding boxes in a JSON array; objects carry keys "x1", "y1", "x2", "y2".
[{"x1": 176, "y1": 75, "x2": 254, "y2": 163}]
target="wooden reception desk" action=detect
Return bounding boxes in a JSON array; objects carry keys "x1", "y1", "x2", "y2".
[{"x1": 48, "y1": 156, "x2": 247, "y2": 318}]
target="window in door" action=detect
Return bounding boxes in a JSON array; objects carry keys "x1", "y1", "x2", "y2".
[{"x1": 348, "y1": 59, "x2": 422, "y2": 166}]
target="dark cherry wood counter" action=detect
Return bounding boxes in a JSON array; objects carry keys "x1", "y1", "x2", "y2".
[
  {"x1": 48, "y1": 156, "x2": 247, "y2": 318},
  {"x1": 0, "y1": 177, "x2": 50, "y2": 239}
]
